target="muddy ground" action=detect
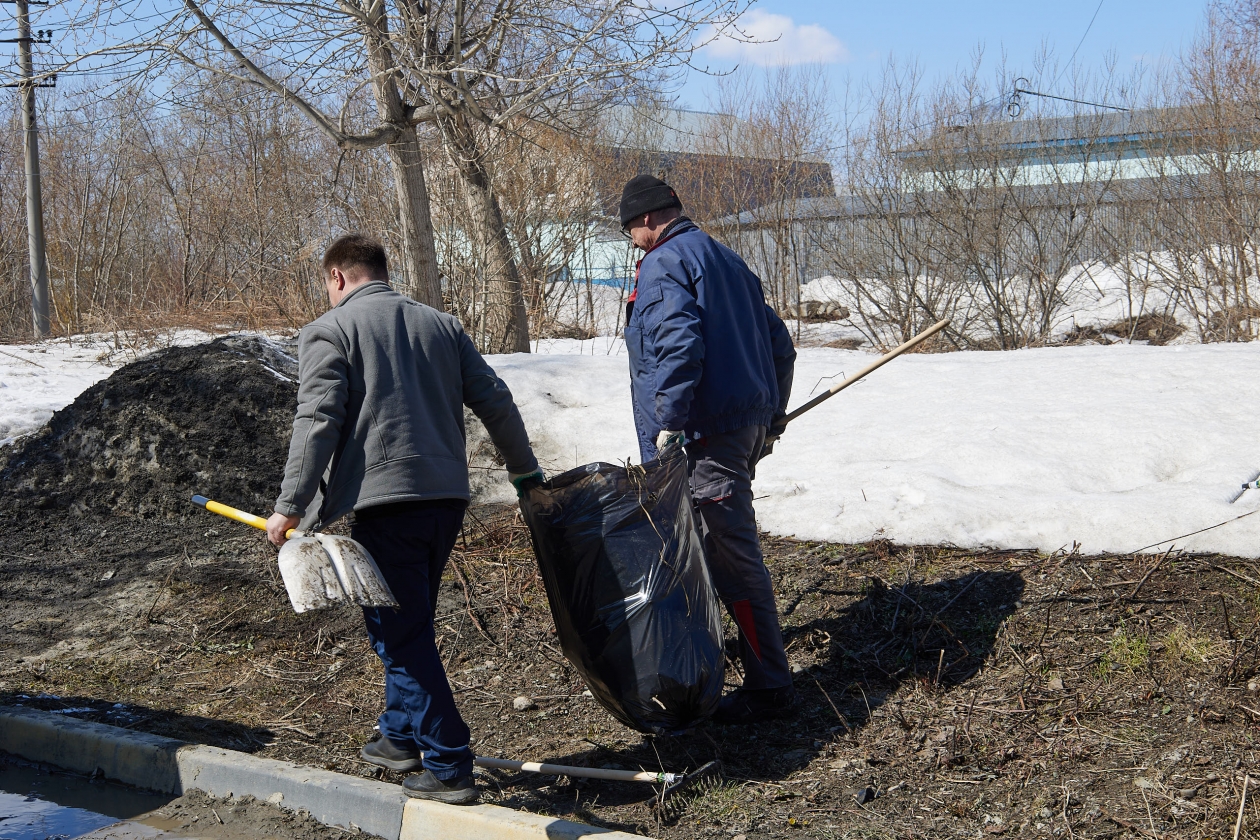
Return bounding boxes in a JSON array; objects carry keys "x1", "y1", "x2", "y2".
[
  {"x1": 1, "y1": 751, "x2": 350, "y2": 840},
  {"x1": 3, "y1": 502, "x2": 1260, "y2": 839},
  {"x1": 139, "y1": 788, "x2": 358, "y2": 838},
  {"x1": 3, "y1": 341, "x2": 1260, "y2": 838}
]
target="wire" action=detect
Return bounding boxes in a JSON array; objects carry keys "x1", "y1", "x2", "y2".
[
  {"x1": 1130, "y1": 508, "x2": 1258, "y2": 555},
  {"x1": 1054, "y1": 0, "x2": 1106, "y2": 89},
  {"x1": 1010, "y1": 83, "x2": 1128, "y2": 113}
]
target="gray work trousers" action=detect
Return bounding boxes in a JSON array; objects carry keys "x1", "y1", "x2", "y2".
[{"x1": 686, "y1": 425, "x2": 792, "y2": 691}]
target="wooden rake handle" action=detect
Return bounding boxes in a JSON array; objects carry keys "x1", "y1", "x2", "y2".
[{"x1": 782, "y1": 318, "x2": 950, "y2": 425}]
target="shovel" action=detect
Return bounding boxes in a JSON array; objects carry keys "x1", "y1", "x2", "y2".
[{"x1": 191, "y1": 495, "x2": 399, "y2": 614}]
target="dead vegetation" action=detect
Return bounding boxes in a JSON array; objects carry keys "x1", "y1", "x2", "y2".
[
  {"x1": 1062, "y1": 314, "x2": 1188, "y2": 347},
  {"x1": 3, "y1": 501, "x2": 1260, "y2": 839}
]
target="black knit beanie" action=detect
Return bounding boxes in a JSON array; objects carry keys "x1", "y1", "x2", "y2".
[{"x1": 618, "y1": 174, "x2": 683, "y2": 228}]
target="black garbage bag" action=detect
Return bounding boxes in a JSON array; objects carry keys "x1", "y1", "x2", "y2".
[{"x1": 519, "y1": 446, "x2": 724, "y2": 734}]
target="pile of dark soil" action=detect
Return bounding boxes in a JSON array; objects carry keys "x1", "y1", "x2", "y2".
[{"x1": 0, "y1": 336, "x2": 298, "y2": 519}]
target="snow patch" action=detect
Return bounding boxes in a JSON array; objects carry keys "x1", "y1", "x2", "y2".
[
  {"x1": 7, "y1": 331, "x2": 1260, "y2": 558},
  {"x1": 485, "y1": 341, "x2": 1260, "y2": 558}
]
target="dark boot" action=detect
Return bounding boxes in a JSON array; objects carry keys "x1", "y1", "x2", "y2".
[
  {"x1": 361, "y1": 737, "x2": 422, "y2": 772},
  {"x1": 402, "y1": 769, "x2": 479, "y2": 804},
  {"x1": 712, "y1": 686, "x2": 798, "y2": 725}
]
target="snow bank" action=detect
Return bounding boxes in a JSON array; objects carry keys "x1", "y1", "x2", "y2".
[
  {"x1": 8, "y1": 330, "x2": 1260, "y2": 558},
  {"x1": 754, "y1": 343, "x2": 1260, "y2": 557},
  {"x1": 0, "y1": 341, "x2": 112, "y2": 445},
  {"x1": 487, "y1": 341, "x2": 1260, "y2": 558},
  {"x1": 798, "y1": 256, "x2": 1204, "y2": 346}
]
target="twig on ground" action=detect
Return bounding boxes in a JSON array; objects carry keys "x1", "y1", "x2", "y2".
[
  {"x1": 1061, "y1": 782, "x2": 1076, "y2": 839},
  {"x1": 855, "y1": 682, "x2": 873, "y2": 721},
  {"x1": 1220, "y1": 592, "x2": 1235, "y2": 639},
  {"x1": 1234, "y1": 774, "x2": 1250, "y2": 840},
  {"x1": 1130, "y1": 548, "x2": 1173, "y2": 599},
  {"x1": 1139, "y1": 786, "x2": 1158, "y2": 838},
  {"x1": 1215, "y1": 565, "x2": 1260, "y2": 589},
  {"x1": 1102, "y1": 808, "x2": 1164, "y2": 838},
  {"x1": 813, "y1": 677, "x2": 852, "y2": 736},
  {"x1": 0, "y1": 347, "x2": 44, "y2": 367},
  {"x1": 450, "y1": 557, "x2": 501, "y2": 649},
  {"x1": 275, "y1": 692, "x2": 317, "y2": 722},
  {"x1": 1236, "y1": 703, "x2": 1260, "y2": 721}
]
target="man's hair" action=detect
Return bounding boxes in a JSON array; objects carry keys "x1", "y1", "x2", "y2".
[{"x1": 322, "y1": 234, "x2": 388, "y2": 280}]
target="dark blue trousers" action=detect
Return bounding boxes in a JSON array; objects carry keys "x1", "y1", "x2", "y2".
[
  {"x1": 352, "y1": 499, "x2": 471, "y2": 781},
  {"x1": 686, "y1": 425, "x2": 792, "y2": 691}
]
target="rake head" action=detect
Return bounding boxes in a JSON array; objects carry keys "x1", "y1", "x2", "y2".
[{"x1": 653, "y1": 760, "x2": 724, "y2": 822}]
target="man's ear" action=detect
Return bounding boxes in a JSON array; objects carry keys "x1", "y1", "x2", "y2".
[{"x1": 330, "y1": 267, "x2": 346, "y2": 288}]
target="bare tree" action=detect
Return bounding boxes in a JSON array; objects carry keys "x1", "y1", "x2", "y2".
[
  {"x1": 1154, "y1": 1, "x2": 1260, "y2": 341},
  {"x1": 698, "y1": 66, "x2": 837, "y2": 317},
  {"x1": 818, "y1": 59, "x2": 966, "y2": 348},
  {"x1": 56, "y1": 0, "x2": 747, "y2": 351},
  {"x1": 805, "y1": 52, "x2": 1147, "y2": 350}
]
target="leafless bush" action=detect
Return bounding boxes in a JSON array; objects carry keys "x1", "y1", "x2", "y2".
[
  {"x1": 0, "y1": 82, "x2": 386, "y2": 341},
  {"x1": 699, "y1": 66, "x2": 838, "y2": 318},
  {"x1": 806, "y1": 52, "x2": 1146, "y2": 350},
  {"x1": 1107, "y1": 1, "x2": 1260, "y2": 343}
]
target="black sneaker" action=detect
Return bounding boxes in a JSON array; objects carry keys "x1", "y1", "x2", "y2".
[
  {"x1": 360, "y1": 737, "x2": 422, "y2": 772},
  {"x1": 712, "y1": 686, "x2": 799, "y2": 725},
  {"x1": 402, "y1": 769, "x2": 479, "y2": 804}
]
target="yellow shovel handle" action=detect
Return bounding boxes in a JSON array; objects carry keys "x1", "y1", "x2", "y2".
[{"x1": 191, "y1": 495, "x2": 296, "y2": 539}]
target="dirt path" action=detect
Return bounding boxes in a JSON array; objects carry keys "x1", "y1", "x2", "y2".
[{"x1": 3, "y1": 499, "x2": 1259, "y2": 839}]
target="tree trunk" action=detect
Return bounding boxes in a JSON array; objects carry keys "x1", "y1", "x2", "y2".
[
  {"x1": 443, "y1": 114, "x2": 530, "y2": 353},
  {"x1": 383, "y1": 125, "x2": 443, "y2": 308},
  {"x1": 361, "y1": 7, "x2": 442, "y2": 308}
]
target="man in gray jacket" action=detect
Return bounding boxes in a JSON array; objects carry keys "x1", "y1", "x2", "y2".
[{"x1": 266, "y1": 234, "x2": 541, "y2": 804}]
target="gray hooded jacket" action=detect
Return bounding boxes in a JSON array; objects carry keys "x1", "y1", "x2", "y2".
[{"x1": 274, "y1": 281, "x2": 538, "y2": 526}]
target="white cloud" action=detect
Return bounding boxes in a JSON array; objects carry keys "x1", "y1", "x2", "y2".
[{"x1": 704, "y1": 10, "x2": 849, "y2": 67}]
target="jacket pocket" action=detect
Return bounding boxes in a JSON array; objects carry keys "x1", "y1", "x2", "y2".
[
  {"x1": 623, "y1": 324, "x2": 642, "y2": 364},
  {"x1": 691, "y1": 474, "x2": 736, "y2": 505},
  {"x1": 364, "y1": 399, "x2": 389, "y2": 464}
]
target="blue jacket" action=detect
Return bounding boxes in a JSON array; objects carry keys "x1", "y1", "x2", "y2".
[{"x1": 625, "y1": 219, "x2": 796, "y2": 462}]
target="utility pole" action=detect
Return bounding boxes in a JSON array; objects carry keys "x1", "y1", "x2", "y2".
[{"x1": 3, "y1": 0, "x2": 52, "y2": 338}]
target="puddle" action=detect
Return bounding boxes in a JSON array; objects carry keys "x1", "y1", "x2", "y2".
[{"x1": 0, "y1": 754, "x2": 174, "y2": 840}]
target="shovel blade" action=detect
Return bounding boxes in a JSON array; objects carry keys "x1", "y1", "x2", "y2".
[
  {"x1": 277, "y1": 536, "x2": 344, "y2": 613},
  {"x1": 314, "y1": 534, "x2": 399, "y2": 609}
]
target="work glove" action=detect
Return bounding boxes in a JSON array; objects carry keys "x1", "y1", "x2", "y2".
[
  {"x1": 759, "y1": 417, "x2": 788, "y2": 461},
  {"x1": 509, "y1": 470, "x2": 545, "y2": 498},
  {"x1": 655, "y1": 429, "x2": 684, "y2": 453}
]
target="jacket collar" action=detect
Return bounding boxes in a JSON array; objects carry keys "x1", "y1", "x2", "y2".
[
  {"x1": 653, "y1": 216, "x2": 696, "y2": 248},
  {"x1": 335, "y1": 280, "x2": 393, "y2": 308},
  {"x1": 630, "y1": 217, "x2": 698, "y2": 302}
]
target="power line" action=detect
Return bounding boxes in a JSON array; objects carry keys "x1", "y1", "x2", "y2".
[
  {"x1": 1004, "y1": 1, "x2": 1119, "y2": 118},
  {"x1": 1007, "y1": 79, "x2": 1128, "y2": 116},
  {"x1": 1055, "y1": 0, "x2": 1106, "y2": 88}
]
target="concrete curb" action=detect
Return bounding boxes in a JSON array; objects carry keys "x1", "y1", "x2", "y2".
[{"x1": 0, "y1": 706, "x2": 650, "y2": 840}]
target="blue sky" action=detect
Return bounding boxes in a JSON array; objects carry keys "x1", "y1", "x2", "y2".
[{"x1": 679, "y1": 0, "x2": 1210, "y2": 108}]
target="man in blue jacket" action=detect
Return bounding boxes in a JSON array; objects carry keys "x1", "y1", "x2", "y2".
[{"x1": 620, "y1": 174, "x2": 797, "y2": 724}]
